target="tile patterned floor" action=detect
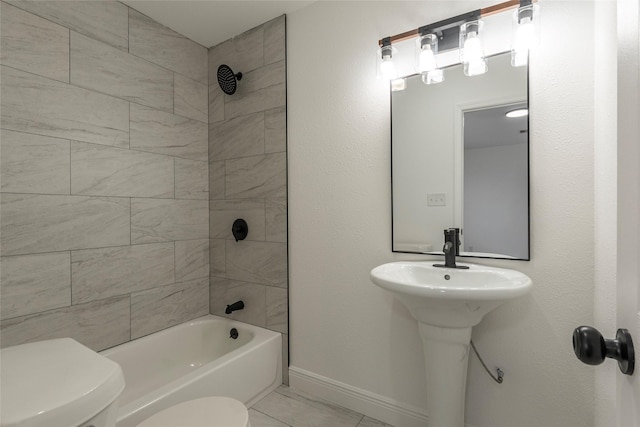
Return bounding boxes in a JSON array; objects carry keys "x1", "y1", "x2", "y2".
[{"x1": 248, "y1": 386, "x2": 394, "y2": 427}]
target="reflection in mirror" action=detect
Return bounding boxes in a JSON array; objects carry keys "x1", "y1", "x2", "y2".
[{"x1": 392, "y1": 52, "x2": 529, "y2": 260}]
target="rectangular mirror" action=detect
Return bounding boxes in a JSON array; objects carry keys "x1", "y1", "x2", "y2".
[{"x1": 392, "y1": 52, "x2": 529, "y2": 260}]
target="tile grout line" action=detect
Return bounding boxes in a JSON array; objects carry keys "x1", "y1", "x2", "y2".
[
  {"x1": 0, "y1": 238, "x2": 210, "y2": 260},
  {"x1": 1, "y1": 63, "x2": 208, "y2": 125},
  {"x1": 0, "y1": 190, "x2": 209, "y2": 202}
]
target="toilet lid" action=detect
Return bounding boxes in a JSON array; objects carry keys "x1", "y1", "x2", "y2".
[
  {"x1": 137, "y1": 397, "x2": 249, "y2": 427},
  {"x1": 0, "y1": 338, "x2": 124, "y2": 427}
]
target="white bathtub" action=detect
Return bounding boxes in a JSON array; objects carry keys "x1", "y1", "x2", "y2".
[{"x1": 100, "y1": 315, "x2": 282, "y2": 427}]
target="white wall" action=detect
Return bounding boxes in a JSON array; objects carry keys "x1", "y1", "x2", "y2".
[{"x1": 288, "y1": 2, "x2": 597, "y2": 426}]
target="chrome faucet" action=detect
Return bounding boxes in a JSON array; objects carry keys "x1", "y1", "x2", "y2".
[{"x1": 434, "y1": 228, "x2": 469, "y2": 269}]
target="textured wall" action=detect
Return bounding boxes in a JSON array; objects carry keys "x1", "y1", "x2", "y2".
[
  {"x1": 206, "y1": 16, "x2": 288, "y2": 379},
  {"x1": 0, "y1": 1, "x2": 210, "y2": 351},
  {"x1": 288, "y1": 1, "x2": 596, "y2": 427}
]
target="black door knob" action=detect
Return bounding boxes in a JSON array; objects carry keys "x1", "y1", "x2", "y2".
[{"x1": 572, "y1": 326, "x2": 635, "y2": 375}]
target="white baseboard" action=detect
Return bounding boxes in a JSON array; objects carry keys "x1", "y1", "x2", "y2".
[{"x1": 288, "y1": 366, "x2": 429, "y2": 427}]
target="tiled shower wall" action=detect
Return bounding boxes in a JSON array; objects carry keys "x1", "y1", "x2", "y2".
[
  {"x1": 207, "y1": 17, "x2": 289, "y2": 378},
  {"x1": 0, "y1": 2, "x2": 210, "y2": 350}
]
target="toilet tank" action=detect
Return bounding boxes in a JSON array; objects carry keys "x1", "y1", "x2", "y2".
[{"x1": 0, "y1": 338, "x2": 125, "y2": 427}]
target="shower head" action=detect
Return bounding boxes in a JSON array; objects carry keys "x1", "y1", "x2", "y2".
[{"x1": 217, "y1": 64, "x2": 242, "y2": 95}]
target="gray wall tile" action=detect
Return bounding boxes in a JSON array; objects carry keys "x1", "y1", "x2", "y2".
[
  {"x1": 130, "y1": 104, "x2": 208, "y2": 161},
  {"x1": 226, "y1": 153, "x2": 286, "y2": 199},
  {"x1": 208, "y1": 26, "x2": 264, "y2": 76},
  {"x1": 208, "y1": 83, "x2": 225, "y2": 124},
  {"x1": 0, "y1": 1, "x2": 217, "y2": 351},
  {"x1": 71, "y1": 243, "x2": 175, "y2": 304},
  {"x1": 226, "y1": 240, "x2": 287, "y2": 287},
  {"x1": 266, "y1": 198, "x2": 287, "y2": 243},
  {"x1": 1, "y1": 194, "x2": 130, "y2": 256},
  {"x1": 70, "y1": 141, "x2": 174, "y2": 198},
  {"x1": 210, "y1": 277, "x2": 266, "y2": 327},
  {"x1": 264, "y1": 16, "x2": 286, "y2": 65},
  {"x1": 209, "y1": 161, "x2": 226, "y2": 200},
  {"x1": 1, "y1": 66, "x2": 129, "y2": 148},
  {"x1": 238, "y1": 60, "x2": 285, "y2": 94},
  {"x1": 5, "y1": 1, "x2": 128, "y2": 50},
  {"x1": 266, "y1": 286, "x2": 288, "y2": 334},
  {"x1": 131, "y1": 278, "x2": 209, "y2": 339},
  {"x1": 71, "y1": 32, "x2": 173, "y2": 112},
  {"x1": 0, "y1": 2, "x2": 69, "y2": 82},
  {"x1": 210, "y1": 199, "x2": 266, "y2": 241},
  {"x1": 231, "y1": 26, "x2": 265, "y2": 73},
  {"x1": 0, "y1": 295, "x2": 130, "y2": 351},
  {"x1": 175, "y1": 158, "x2": 208, "y2": 200},
  {"x1": 209, "y1": 112, "x2": 264, "y2": 161},
  {"x1": 265, "y1": 107, "x2": 286, "y2": 154},
  {"x1": 0, "y1": 252, "x2": 71, "y2": 320},
  {"x1": 1, "y1": 130, "x2": 70, "y2": 195},
  {"x1": 175, "y1": 74, "x2": 208, "y2": 123},
  {"x1": 131, "y1": 198, "x2": 209, "y2": 244},
  {"x1": 129, "y1": 9, "x2": 207, "y2": 84},
  {"x1": 225, "y1": 83, "x2": 285, "y2": 120},
  {"x1": 210, "y1": 239, "x2": 226, "y2": 277},
  {"x1": 207, "y1": 18, "x2": 287, "y2": 346},
  {"x1": 175, "y1": 239, "x2": 209, "y2": 282}
]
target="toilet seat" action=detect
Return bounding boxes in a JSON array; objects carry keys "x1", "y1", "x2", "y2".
[{"x1": 136, "y1": 397, "x2": 250, "y2": 427}]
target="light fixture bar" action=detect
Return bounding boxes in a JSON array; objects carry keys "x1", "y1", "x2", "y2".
[{"x1": 377, "y1": 0, "x2": 533, "y2": 47}]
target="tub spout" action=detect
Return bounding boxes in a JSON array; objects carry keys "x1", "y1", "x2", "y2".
[{"x1": 225, "y1": 300, "x2": 245, "y2": 314}]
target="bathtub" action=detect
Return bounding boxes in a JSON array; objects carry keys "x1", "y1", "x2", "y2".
[{"x1": 100, "y1": 315, "x2": 282, "y2": 427}]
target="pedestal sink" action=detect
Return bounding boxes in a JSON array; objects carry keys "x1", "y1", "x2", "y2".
[{"x1": 370, "y1": 261, "x2": 532, "y2": 427}]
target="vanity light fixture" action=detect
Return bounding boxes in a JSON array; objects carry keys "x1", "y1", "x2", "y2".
[
  {"x1": 378, "y1": 37, "x2": 398, "y2": 81},
  {"x1": 511, "y1": 0, "x2": 539, "y2": 67},
  {"x1": 505, "y1": 108, "x2": 528, "y2": 118},
  {"x1": 377, "y1": 0, "x2": 539, "y2": 82},
  {"x1": 460, "y1": 20, "x2": 488, "y2": 76},
  {"x1": 417, "y1": 31, "x2": 444, "y2": 84}
]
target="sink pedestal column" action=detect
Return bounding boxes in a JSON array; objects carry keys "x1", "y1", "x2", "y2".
[{"x1": 418, "y1": 323, "x2": 472, "y2": 427}]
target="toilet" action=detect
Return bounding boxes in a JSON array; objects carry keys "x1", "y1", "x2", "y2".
[{"x1": 0, "y1": 339, "x2": 249, "y2": 427}]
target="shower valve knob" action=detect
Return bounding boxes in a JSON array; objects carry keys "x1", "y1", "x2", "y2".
[
  {"x1": 232, "y1": 219, "x2": 248, "y2": 242},
  {"x1": 572, "y1": 326, "x2": 635, "y2": 375}
]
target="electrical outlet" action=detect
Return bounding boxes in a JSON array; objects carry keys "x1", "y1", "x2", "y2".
[{"x1": 427, "y1": 193, "x2": 446, "y2": 206}]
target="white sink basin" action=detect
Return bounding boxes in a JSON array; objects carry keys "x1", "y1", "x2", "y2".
[
  {"x1": 370, "y1": 261, "x2": 532, "y2": 426},
  {"x1": 370, "y1": 261, "x2": 532, "y2": 328}
]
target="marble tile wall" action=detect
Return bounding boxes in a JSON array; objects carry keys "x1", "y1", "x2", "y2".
[
  {"x1": 207, "y1": 16, "x2": 288, "y2": 382},
  {"x1": 0, "y1": 1, "x2": 209, "y2": 351}
]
